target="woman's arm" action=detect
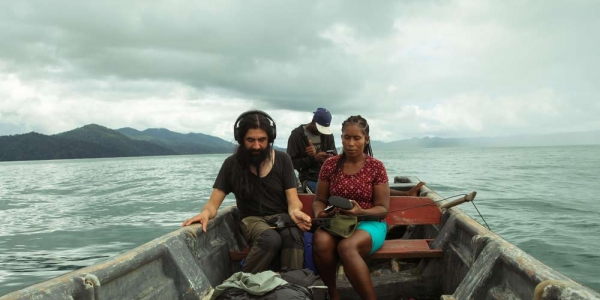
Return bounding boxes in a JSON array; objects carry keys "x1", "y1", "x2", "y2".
[
  {"x1": 372, "y1": 182, "x2": 390, "y2": 212},
  {"x1": 313, "y1": 179, "x2": 334, "y2": 218},
  {"x1": 344, "y1": 183, "x2": 390, "y2": 220}
]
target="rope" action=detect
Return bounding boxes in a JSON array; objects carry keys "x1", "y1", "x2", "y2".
[{"x1": 470, "y1": 201, "x2": 491, "y2": 230}]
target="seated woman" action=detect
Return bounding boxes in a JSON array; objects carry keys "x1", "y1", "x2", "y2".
[{"x1": 312, "y1": 115, "x2": 389, "y2": 300}]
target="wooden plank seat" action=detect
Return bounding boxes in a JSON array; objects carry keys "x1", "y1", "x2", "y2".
[
  {"x1": 370, "y1": 239, "x2": 441, "y2": 259},
  {"x1": 229, "y1": 195, "x2": 442, "y2": 260},
  {"x1": 370, "y1": 196, "x2": 442, "y2": 259}
]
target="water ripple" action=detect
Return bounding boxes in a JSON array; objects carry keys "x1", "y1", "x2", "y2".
[{"x1": 1, "y1": 147, "x2": 600, "y2": 295}]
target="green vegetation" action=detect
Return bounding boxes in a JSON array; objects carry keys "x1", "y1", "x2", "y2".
[
  {"x1": 0, "y1": 124, "x2": 236, "y2": 162},
  {"x1": 116, "y1": 127, "x2": 235, "y2": 155}
]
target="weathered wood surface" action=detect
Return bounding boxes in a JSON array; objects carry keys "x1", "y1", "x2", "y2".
[{"x1": 2, "y1": 177, "x2": 599, "y2": 300}]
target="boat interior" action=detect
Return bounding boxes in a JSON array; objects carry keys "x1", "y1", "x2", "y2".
[{"x1": 2, "y1": 177, "x2": 598, "y2": 300}]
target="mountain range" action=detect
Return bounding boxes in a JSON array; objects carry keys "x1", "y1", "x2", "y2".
[
  {"x1": 0, "y1": 124, "x2": 236, "y2": 162},
  {"x1": 1, "y1": 124, "x2": 599, "y2": 162},
  {"x1": 370, "y1": 130, "x2": 600, "y2": 150}
]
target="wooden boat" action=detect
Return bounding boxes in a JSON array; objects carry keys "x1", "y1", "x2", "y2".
[{"x1": 2, "y1": 176, "x2": 599, "y2": 300}]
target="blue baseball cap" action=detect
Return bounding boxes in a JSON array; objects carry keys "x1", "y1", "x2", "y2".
[{"x1": 313, "y1": 108, "x2": 332, "y2": 135}]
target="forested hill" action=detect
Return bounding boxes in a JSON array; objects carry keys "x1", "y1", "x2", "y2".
[
  {"x1": 116, "y1": 127, "x2": 236, "y2": 155},
  {"x1": 0, "y1": 124, "x2": 236, "y2": 162}
]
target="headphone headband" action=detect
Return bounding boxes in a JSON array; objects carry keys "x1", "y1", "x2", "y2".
[{"x1": 233, "y1": 110, "x2": 277, "y2": 143}]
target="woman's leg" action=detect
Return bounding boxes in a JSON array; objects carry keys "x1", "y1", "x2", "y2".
[
  {"x1": 338, "y1": 229, "x2": 376, "y2": 300},
  {"x1": 312, "y1": 228, "x2": 340, "y2": 300}
]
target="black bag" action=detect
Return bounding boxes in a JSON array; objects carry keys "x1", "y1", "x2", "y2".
[
  {"x1": 265, "y1": 213, "x2": 295, "y2": 229},
  {"x1": 279, "y1": 268, "x2": 318, "y2": 288}
]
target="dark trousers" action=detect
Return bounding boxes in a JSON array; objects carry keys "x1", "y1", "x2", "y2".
[{"x1": 240, "y1": 215, "x2": 304, "y2": 273}]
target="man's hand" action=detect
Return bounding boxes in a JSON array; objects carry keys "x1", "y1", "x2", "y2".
[
  {"x1": 290, "y1": 209, "x2": 312, "y2": 231},
  {"x1": 314, "y1": 151, "x2": 333, "y2": 163},
  {"x1": 182, "y1": 211, "x2": 211, "y2": 232},
  {"x1": 305, "y1": 140, "x2": 316, "y2": 156}
]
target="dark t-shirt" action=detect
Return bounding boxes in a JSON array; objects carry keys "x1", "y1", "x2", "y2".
[{"x1": 213, "y1": 150, "x2": 297, "y2": 218}]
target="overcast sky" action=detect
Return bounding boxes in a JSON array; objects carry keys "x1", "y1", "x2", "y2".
[{"x1": 1, "y1": 1, "x2": 599, "y2": 147}]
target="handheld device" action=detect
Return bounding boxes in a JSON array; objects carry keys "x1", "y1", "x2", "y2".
[
  {"x1": 328, "y1": 196, "x2": 353, "y2": 210},
  {"x1": 324, "y1": 205, "x2": 334, "y2": 213},
  {"x1": 326, "y1": 150, "x2": 335, "y2": 154}
]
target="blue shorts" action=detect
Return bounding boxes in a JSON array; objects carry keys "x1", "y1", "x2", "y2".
[{"x1": 356, "y1": 221, "x2": 387, "y2": 254}]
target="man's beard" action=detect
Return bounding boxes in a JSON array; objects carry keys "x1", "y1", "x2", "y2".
[
  {"x1": 237, "y1": 145, "x2": 270, "y2": 169},
  {"x1": 249, "y1": 148, "x2": 269, "y2": 167}
]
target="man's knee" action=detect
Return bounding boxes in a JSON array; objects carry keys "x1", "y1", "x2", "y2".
[{"x1": 256, "y1": 229, "x2": 282, "y2": 251}]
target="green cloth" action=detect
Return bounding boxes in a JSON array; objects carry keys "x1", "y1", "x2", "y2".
[
  {"x1": 323, "y1": 214, "x2": 357, "y2": 238},
  {"x1": 211, "y1": 270, "x2": 287, "y2": 299}
]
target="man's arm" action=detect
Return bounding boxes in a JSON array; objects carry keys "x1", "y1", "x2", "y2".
[
  {"x1": 323, "y1": 134, "x2": 338, "y2": 155},
  {"x1": 181, "y1": 188, "x2": 227, "y2": 232},
  {"x1": 287, "y1": 130, "x2": 315, "y2": 171},
  {"x1": 285, "y1": 188, "x2": 312, "y2": 231}
]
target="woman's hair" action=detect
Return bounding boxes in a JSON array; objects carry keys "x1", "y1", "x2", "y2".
[
  {"x1": 334, "y1": 115, "x2": 373, "y2": 173},
  {"x1": 232, "y1": 112, "x2": 274, "y2": 201}
]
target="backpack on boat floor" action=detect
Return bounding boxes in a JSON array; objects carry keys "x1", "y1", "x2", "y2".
[
  {"x1": 279, "y1": 268, "x2": 318, "y2": 288},
  {"x1": 215, "y1": 284, "x2": 311, "y2": 300},
  {"x1": 214, "y1": 269, "x2": 318, "y2": 300}
]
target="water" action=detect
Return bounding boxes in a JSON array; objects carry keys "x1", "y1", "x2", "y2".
[{"x1": 1, "y1": 146, "x2": 599, "y2": 295}]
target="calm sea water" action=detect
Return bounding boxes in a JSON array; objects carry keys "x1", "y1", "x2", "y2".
[{"x1": 1, "y1": 145, "x2": 599, "y2": 295}]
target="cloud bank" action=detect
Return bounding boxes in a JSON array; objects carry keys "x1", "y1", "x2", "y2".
[{"x1": 1, "y1": 0, "x2": 599, "y2": 146}]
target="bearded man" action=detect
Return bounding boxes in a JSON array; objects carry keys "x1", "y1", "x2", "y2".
[{"x1": 182, "y1": 110, "x2": 312, "y2": 273}]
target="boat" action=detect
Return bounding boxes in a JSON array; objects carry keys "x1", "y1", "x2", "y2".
[{"x1": 2, "y1": 176, "x2": 599, "y2": 300}]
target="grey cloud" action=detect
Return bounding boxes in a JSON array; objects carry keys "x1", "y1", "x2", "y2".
[{"x1": 1, "y1": 0, "x2": 599, "y2": 139}]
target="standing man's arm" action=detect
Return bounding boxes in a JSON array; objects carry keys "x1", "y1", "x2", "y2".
[
  {"x1": 287, "y1": 130, "x2": 314, "y2": 170},
  {"x1": 324, "y1": 134, "x2": 338, "y2": 155}
]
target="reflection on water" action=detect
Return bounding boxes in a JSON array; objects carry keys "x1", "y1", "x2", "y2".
[
  {"x1": 3, "y1": 253, "x2": 110, "y2": 273},
  {"x1": 1, "y1": 147, "x2": 600, "y2": 295}
]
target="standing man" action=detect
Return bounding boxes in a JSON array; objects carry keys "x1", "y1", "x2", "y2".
[
  {"x1": 182, "y1": 110, "x2": 312, "y2": 273},
  {"x1": 287, "y1": 108, "x2": 337, "y2": 193}
]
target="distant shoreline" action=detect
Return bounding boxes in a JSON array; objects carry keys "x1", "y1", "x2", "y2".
[{"x1": 2, "y1": 124, "x2": 599, "y2": 162}]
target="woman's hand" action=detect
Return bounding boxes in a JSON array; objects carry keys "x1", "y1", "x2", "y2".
[
  {"x1": 182, "y1": 211, "x2": 210, "y2": 232},
  {"x1": 316, "y1": 206, "x2": 337, "y2": 218},
  {"x1": 291, "y1": 209, "x2": 312, "y2": 231},
  {"x1": 339, "y1": 200, "x2": 363, "y2": 216}
]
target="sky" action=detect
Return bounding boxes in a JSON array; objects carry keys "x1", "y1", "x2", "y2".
[{"x1": 1, "y1": 0, "x2": 599, "y2": 147}]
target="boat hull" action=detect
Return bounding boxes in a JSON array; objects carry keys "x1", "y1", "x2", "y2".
[{"x1": 2, "y1": 177, "x2": 599, "y2": 299}]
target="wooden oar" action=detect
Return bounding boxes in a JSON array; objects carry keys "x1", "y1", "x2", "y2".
[{"x1": 440, "y1": 191, "x2": 477, "y2": 210}]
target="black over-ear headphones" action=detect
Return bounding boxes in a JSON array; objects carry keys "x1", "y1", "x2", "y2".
[{"x1": 233, "y1": 110, "x2": 277, "y2": 143}]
